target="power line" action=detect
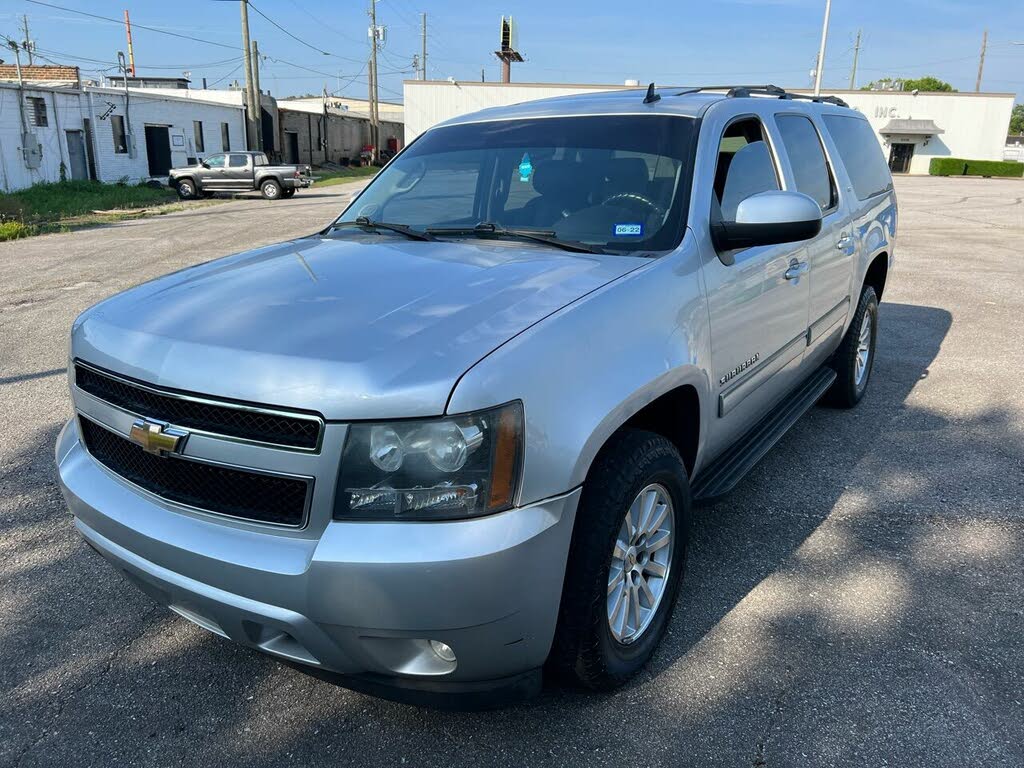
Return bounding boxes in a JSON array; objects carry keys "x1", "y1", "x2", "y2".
[
  {"x1": 23, "y1": 0, "x2": 237, "y2": 50},
  {"x1": 245, "y1": 0, "x2": 332, "y2": 57}
]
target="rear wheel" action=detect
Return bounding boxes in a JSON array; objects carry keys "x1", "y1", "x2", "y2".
[
  {"x1": 550, "y1": 430, "x2": 691, "y2": 690},
  {"x1": 281, "y1": 188, "x2": 296, "y2": 198},
  {"x1": 824, "y1": 284, "x2": 878, "y2": 408},
  {"x1": 261, "y1": 179, "x2": 282, "y2": 200},
  {"x1": 176, "y1": 178, "x2": 197, "y2": 200}
]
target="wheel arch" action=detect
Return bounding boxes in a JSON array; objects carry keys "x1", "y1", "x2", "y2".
[
  {"x1": 864, "y1": 251, "x2": 888, "y2": 300},
  {"x1": 579, "y1": 381, "x2": 704, "y2": 490}
]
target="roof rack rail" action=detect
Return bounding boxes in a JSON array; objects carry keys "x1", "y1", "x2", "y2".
[{"x1": 673, "y1": 84, "x2": 849, "y2": 108}]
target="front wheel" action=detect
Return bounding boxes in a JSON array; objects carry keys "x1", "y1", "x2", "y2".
[
  {"x1": 550, "y1": 430, "x2": 691, "y2": 690},
  {"x1": 824, "y1": 284, "x2": 879, "y2": 408},
  {"x1": 175, "y1": 179, "x2": 197, "y2": 200},
  {"x1": 261, "y1": 179, "x2": 282, "y2": 200}
]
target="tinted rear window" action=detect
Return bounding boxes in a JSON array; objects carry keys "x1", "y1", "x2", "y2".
[{"x1": 822, "y1": 115, "x2": 892, "y2": 200}]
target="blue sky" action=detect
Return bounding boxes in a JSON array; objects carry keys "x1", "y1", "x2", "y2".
[{"x1": 3, "y1": 0, "x2": 1022, "y2": 101}]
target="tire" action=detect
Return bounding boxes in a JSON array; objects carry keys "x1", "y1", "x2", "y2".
[
  {"x1": 281, "y1": 188, "x2": 296, "y2": 198},
  {"x1": 824, "y1": 284, "x2": 879, "y2": 408},
  {"x1": 261, "y1": 179, "x2": 282, "y2": 200},
  {"x1": 176, "y1": 178, "x2": 197, "y2": 200},
  {"x1": 550, "y1": 429, "x2": 692, "y2": 690}
]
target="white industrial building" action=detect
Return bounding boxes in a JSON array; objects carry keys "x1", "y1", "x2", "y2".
[
  {"x1": 0, "y1": 80, "x2": 246, "y2": 192},
  {"x1": 404, "y1": 81, "x2": 1017, "y2": 175}
]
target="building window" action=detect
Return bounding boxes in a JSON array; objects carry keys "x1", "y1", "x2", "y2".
[
  {"x1": 193, "y1": 120, "x2": 205, "y2": 152},
  {"x1": 27, "y1": 96, "x2": 48, "y2": 127},
  {"x1": 221, "y1": 122, "x2": 230, "y2": 151},
  {"x1": 111, "y1": 114, "x2": 128, "y2": 154}
]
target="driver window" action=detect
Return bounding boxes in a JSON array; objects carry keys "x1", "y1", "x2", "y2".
[
  {"x1": 712, "y1": 118, "x2": 780, "y2": 221},
  {"x1": 205, "y1": 154, "x2": 226, "y2": 168}
]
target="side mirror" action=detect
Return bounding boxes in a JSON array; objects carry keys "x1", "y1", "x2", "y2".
[
  {"x1": 712, "y1": 190, "x2": 822, "y2": 257},
  {"x1": 200, "y1": 161, "x2": 210, "y2": 169}
]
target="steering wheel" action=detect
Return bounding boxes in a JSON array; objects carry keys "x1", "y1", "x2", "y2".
[{"x1": 600, "y1": 192, "x2": 665, "y2": 218}]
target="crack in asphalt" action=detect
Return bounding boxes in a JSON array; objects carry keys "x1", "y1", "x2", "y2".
[{"x1": 12, "y1": 602, "x2": 163, "y2": 768}]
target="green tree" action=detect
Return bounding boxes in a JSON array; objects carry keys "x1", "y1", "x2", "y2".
[
  {"x1": 1010, "y1": 104, "x2": 1024, "y2": 136},
  {"x1": 861, "y1": 75, "x2": 957, "y2": 92}
]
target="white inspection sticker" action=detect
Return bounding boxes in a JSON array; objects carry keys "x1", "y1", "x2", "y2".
[{"x1": 613, "y1": 223, "x2": 644, "y2": 237}]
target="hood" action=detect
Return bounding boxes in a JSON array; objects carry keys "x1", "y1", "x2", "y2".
[{"x1": 73, "y1": 234, "x2": 644, "y2": 419}]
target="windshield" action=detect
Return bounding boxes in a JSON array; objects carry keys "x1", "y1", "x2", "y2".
[{"x1": 336, "y1": 115, "x2": 696, "y2": 253}]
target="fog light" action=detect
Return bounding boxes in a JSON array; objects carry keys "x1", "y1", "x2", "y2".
[{"x1": 429, "y1": 639, "x2": 456, "y2": 663}]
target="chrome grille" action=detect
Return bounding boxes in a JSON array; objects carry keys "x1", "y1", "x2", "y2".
[{"x1": 74, "y1": 362, "x2": 322, "y2": 450}]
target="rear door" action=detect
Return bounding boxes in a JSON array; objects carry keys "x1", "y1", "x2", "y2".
[
  {"x1": 699, "y1": 113, "x2": 812, "y2": 456},
  {"x1": 772, "y1": 110, "x2": 853, "y2": 366},
  {"x1": 225, "y1": 153, "x2": 253, "y2": 189}
]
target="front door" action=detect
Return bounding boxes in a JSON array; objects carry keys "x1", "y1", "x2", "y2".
[
  {"x1": 888, "y1": 142, "x2": 914, "y2": 174},
  {"x1": 144, "y1": 125, "x2": 172, "y2": 177},
  {"x1": 702, "y1": 116, "x2": 812, "y2": 455},
  {"x1": 65, "y1": 130, "x2": 88, "y2": 180},
  {"x1": 200, "y1": 153, "x2": 228, "y2": 190}
]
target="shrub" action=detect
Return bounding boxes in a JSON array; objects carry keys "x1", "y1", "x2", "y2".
[
  {"x1": 0, "y1": 221, "x2": 34, "y2": 241},
  {"x1": 929, "y1": 158, "x2": 1024, "y2": 178}
]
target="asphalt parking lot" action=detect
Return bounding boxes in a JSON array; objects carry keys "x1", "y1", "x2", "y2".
[{"x1": 2, "y1": 176, "x2": 1023, "y2": 767}]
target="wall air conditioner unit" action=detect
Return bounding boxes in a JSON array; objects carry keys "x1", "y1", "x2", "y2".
[{"x1": 22, "y1": 133, "x2": 43, "y2": 169}]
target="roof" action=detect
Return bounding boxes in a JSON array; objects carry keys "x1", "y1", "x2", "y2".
[
  {"x1": 436, "y1": 87, "x2": 722, "y2": 129},
  {"x1": 879, "y1": 118, "x2": 945, "y2": 136},
  {"x1": 433, "y1": 84, "x2": 857, "y2": 131}
]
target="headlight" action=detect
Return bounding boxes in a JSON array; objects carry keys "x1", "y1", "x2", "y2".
[{"x1": 335, "y1": 402, "x2": 523, "y2": 520}]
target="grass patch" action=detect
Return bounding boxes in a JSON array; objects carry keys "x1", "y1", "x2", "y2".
[
  {"x1": 311, "y1": 166, "x2": 379, "y2": 187},
  {"x1": 2, "y1": 180, "x2": 177, "y2": 222}
]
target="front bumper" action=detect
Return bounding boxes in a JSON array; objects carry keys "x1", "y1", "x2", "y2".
[{"x1": 56, "y1": 419, "x2": 579, "y2": 705}]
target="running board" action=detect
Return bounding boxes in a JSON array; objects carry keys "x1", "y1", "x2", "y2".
[{"x1": 692, "y1": 366, "x2": 837, "y2": 503}]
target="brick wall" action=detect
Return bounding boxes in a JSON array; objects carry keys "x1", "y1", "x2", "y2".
[{"x1": 0, "y1": 65, "x2": 80, "y2": 85}]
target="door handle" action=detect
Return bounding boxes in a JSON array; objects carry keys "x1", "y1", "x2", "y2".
[
  {"x1": 836, "y1": 233, "x2": 853, "y2": 250},
  {"x1": 784, "y1": 260, "x2": 808, "y2": 281}
]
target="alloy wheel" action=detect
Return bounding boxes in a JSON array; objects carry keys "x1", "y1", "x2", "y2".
[
  {"x1": 854, "y1": 311, "x2": 873, "y2": 387},
  {"x1": 606, "y1": 483, "x2": 674, "y2": 644}
]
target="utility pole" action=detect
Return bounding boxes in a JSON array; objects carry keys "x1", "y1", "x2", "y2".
[
  {"x1": 812, "y1": 0, "x2": 832, "y2": 96},
  {"x1": 251, "y1": 39, "x2": 263, "y2": 149},
  {"x1": 7, "y1": 40, "x2": 28, "y2": 135},
  {"x1": 975, "y1": 29, "x2": 987, "y2": 92},
  {"x1": 20, "y1": 15, "x2": 34, "y2": 65},
  {"x1": 420, "y1": 12, "x2": 427, "y2": 80},
  {"x1": 367, "y1": 0, "x2": 380, "y2": 163},
  {"x1": 124, "y1": 10, "x2": 136, "y2": 76},
  {"x1": 240, "y1": 0, "x2": 259, "y2": 151},
  {"x1": 117, "y1": 51, "x2": 135, "y2": 157},
  {"x1": 848, "y1": 29, "x2": 861, "y2": 90}
]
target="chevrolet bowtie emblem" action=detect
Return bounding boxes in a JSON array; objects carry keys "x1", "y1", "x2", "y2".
[{"x1": 128, "y1": 418, "x2": 189, "y2": 457}]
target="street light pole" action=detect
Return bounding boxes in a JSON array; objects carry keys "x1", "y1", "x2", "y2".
[{"x1": 813, "y1": 0, "x2": 832, "y2": 96}]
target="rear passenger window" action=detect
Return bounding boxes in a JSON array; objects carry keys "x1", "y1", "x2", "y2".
[
  {"x1": 775, "y1": 114, "x2": 836, "y2": 211},
  {"x1": 713, "y1": 118, "x2": 780, "y2": 221},
  {"x1": 228, "y1": 154, "x2": 248, "y2": 168},
  {"x1": 822, "y1": 115, "x2": 893, "y2": 200}
]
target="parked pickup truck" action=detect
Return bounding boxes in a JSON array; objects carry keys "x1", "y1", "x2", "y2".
[
  {"x1": 58, "y1": 84, "x2": 896, "y2": 708},
  {"x1": 169, "y1": 151, "x2": 312, "y2": 200}
]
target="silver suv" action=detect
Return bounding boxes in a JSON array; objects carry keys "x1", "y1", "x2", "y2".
[{"x1": 56, "y1": 84, "x2": 896, "y2": 707}]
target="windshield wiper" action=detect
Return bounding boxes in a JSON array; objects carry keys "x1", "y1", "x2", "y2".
[
  {"x1": 328, "y1": 216, "x2": 436, "y2": 241},
  {"x1": 425, "y1": 222, "x2": 605, "y2": 254}
]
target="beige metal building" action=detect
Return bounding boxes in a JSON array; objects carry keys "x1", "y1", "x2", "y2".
[{"x1": 403, "y1": 81, "x2": 1016, "y2": 175}]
